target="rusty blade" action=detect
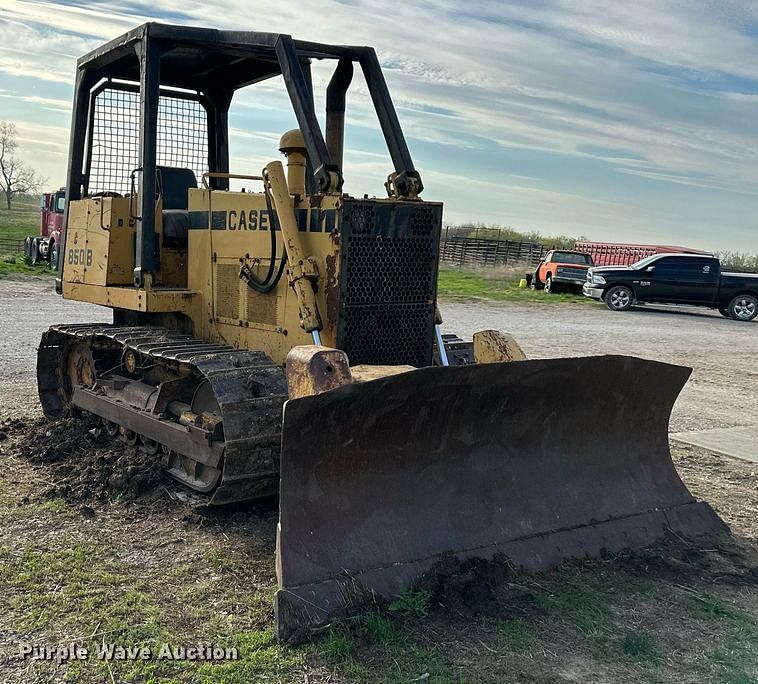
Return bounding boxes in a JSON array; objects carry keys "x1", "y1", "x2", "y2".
[{"x1": 274, "y1": 355, "x2": 728, "y2": 640}]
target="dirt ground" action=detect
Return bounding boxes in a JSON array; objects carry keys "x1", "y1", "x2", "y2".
[{"x1": 0, "y1": 276, "x2": 756, "y2": 683}]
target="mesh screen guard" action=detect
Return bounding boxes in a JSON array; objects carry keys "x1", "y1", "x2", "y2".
[
  {"x1": 87, "y1": 86, "x2": 208, "y2": 196},
  {"x1": 336, "y1": 199, "x2": 442, "y2": 367}
]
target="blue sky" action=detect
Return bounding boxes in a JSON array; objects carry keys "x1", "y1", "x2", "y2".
[{"x1": 1, "y1": 0, "x2": 757, "y2": 251}]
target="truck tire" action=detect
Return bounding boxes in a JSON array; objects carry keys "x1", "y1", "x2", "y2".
[
  {"x1": 605, "y1": 285, "x2": 633, "y2": 312},
  {"x1": 23, "y1": 236, "x2": 32, "y2": 260},
  {"x1": 30, "y1": 238, "x2": 40, "y2": 265},
  {"x1": 545, "y1": 275, "x2": 558, "y2": 294},
  {"x1": 530, "y1": 270, "x2": 543, "y2": 290},
  {"x1": 50, "y1": 242, "x2": 59, "y2": 271},
  {"x1": 728, "y1": 294, "x2": 757, "y2": 322}
]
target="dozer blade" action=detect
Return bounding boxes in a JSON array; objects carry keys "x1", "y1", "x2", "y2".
[{"x1": 274, "y1": 355, "x2": 728, "y2": 640}]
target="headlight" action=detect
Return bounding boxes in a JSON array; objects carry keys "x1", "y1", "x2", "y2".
[{"x1": 592, "y1": 274, "x2": 606, "y2": 285}]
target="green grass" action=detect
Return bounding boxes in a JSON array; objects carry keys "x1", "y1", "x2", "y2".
[
  {"x1": 538, "y1": 584, "x2": 610, "y2": 637},
  {"x1": 0, "y1": 535, "x2": 304, "y2": 682},
  {"x1": 437, "y1": 267, "x2": 593, "y2": 304},
  {"x1": 195, "y1": 628, "x2": 303, "y2": 683},
  {"x1": 204, "y1": 547, "x2": 237, "y2": 573},
  {"x1": 319, "y1": 626, "x2": 356, "y2": 663},
  {"x1": 686, "y1": 593, "x2": 758, "y2": 684},
  {"x1": 388, "y1": 587, "x2": 431, "y2": 618},
  {"x1": 0, "y1": 199, "x2": 52, "y2": 278},
  {"x1": 361, "y1": 611, "x2": 401, "y2": 646},
  {"x1": 3, "y1": 522, "x2": 758, "y2": 684},
  {"x1": 620, "y1": 632, "x2": 663, "y2": 664},
  {"x1": 0, "y1": 254, "x2": 55, "y2": 278},
  {"x1": 499, "y1": 618, "x2": 534, "y2": 652},
  {"x1": 0, "y1": 198, "x2": 39, "y2": 242}
]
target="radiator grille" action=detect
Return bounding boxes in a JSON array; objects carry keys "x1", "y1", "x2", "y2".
[
  {"x1": 216, "y1": 263, "x2": 241, "y2": 320},
  {"x1": 556, "y1": 266, "x2": 588, "y2": 279},
  {"x1": 337, "y1": 200, "x2": 442, "y2": 367}
]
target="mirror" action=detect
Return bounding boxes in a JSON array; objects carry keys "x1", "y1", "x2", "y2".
[{"x1": 646, "y1": 266, "x2": 655, "y2": 272}]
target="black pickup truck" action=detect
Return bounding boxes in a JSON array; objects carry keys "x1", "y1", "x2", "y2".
[{"x1": 583, "y1": 253, "x2": 758, "y2": 321}]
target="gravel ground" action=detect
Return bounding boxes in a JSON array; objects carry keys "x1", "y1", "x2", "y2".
[
  {"x1": 441, "y1": 298, "x2": 758, "y2": 433},
  {"x1": 0, "y1": 277, "x2": 110, "y2": 413},
  {"x1": 0, "y1": 277, "x2": 755, "y2": 433}
]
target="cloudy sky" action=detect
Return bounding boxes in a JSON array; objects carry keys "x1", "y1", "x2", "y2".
[{"x1": 1, "y1": 0, "x2": 758, "y2": 251}]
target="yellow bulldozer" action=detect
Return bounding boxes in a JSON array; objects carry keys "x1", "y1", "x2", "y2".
[{"x1": 37, "y1": 23, "x2": 726, "y2": 640}]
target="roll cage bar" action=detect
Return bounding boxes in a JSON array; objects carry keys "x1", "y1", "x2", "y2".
[{"x1": 59, "y1": 22, "x2": 422, "y2": 289}]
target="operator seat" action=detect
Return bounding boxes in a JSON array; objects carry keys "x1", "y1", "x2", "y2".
[{"x1": 158, "y1": 166, "x2": 196, "y2": 249}]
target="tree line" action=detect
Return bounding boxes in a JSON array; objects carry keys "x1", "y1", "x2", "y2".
[{"x1": 446, "y1": 222, "x2": 757, "y2": 273}]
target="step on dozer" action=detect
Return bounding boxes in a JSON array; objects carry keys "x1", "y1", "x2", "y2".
[{"x1": 40, "y1": 23, "x2": 728, "y2": 642}]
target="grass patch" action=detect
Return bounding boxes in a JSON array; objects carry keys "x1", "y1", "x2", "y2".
[
  {"x1": 0, "y1": 535, "x2": 303, "y2": 682},
  {"x1": 688, "y1": 593, "x2": 746, "y2": 622},
  {"x1": 0, "y1": 200, "x2": 53, "y2": 278},
  {"x1": 204, "y1": 547, "x2": 236, "y2": 573},
  {"x1": 538, "y1": 584, "x2": 610, "y2": 637},
  {"x1": 0, "y1": 497, "x2": 77, "y2": 521},
  {"x1": 687, "y1": 593, "x2": 758, "y2": 684},
  {"x1": 318, "y1": 625, "x2": 356, "y2": 663},
  {"x1": 499, "y1": 617, "x2": 534, "y2": 652},
  {"x1": 620, "y1": 631, "x2": 663, "y2": 664},
  {"x1": 388, "y1": 587, "x2": 431, "y2": 619},
  {"x1": 197, "y1": 628, "x2": 303, "y2": 683},
  {"x1": 361, "y1": 611, "x2": 401, "y2": 646},
  {"x1": 0, "y1": 200, "x2": 39, "y2": 241},
  {"x1": 0, "y1": 254, "x2": 54, "y2": 278},
  {"x1": 437, "y1": 267, "x2": 592, "y2": 304}
]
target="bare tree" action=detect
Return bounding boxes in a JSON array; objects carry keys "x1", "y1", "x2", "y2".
[{"x1": 0, "y1": 121, "x2": 46, "y2": 210}]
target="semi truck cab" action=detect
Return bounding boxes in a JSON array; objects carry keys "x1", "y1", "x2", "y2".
[{"x1": 24, "y1": 188, "x2": 65, "y2": 268}]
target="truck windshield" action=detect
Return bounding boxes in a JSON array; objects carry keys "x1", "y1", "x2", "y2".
[
  {"x1": 553, "y1": 252, "x2": 591, "y2": 265},
  {"x1": 630, "y1": 255, "x2": 660, "y2": 269}
]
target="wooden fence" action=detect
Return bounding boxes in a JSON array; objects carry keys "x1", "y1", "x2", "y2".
[
  {"x1": 0, "y1": 238, "x2": 24, "y2": 255},
  {"x1": 440, "y1": 229, "x2": 548, "y2": 268}
]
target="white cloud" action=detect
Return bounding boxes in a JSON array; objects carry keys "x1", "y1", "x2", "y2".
[
  {"x1": 0, "y1": 92, "x2": 71, "y2": 111},
  {"x1": 1, "y1": 0, "x2": 757, "y2": 249}
]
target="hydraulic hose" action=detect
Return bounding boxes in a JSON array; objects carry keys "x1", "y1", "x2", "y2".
[{"x1": 240, "y1": 177, "x2": 287, "y2": 294}]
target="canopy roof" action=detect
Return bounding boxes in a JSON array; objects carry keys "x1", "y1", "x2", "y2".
[{"x1": 78, "y1": 22, "x2": 368, "y2": 91}]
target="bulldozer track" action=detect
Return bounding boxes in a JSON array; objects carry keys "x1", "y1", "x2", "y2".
[{"x1": 37, "y1": 323, "x2": 288, "y2": 504}]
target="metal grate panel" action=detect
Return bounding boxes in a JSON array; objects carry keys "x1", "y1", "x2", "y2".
[
  {"x1": 88, "y1": 87, "x2": 208, "y2": 196},
  {"x1": 337, "y1": 200, "x2": 442, "y2": 367},
  {"x1": 216, "y1": 263, "x2": 241, "y2": 320},
  {"x1": 247, "y1": 289, "x2": 278, "y2": 326}
]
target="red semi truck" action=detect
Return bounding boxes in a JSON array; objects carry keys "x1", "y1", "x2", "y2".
[
  {"x1": 24, "y1": 188, "x2": 65, "y2": 269},
  {"x1": 575, "y1": 241, "x2": 712, "y2": 267}
]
